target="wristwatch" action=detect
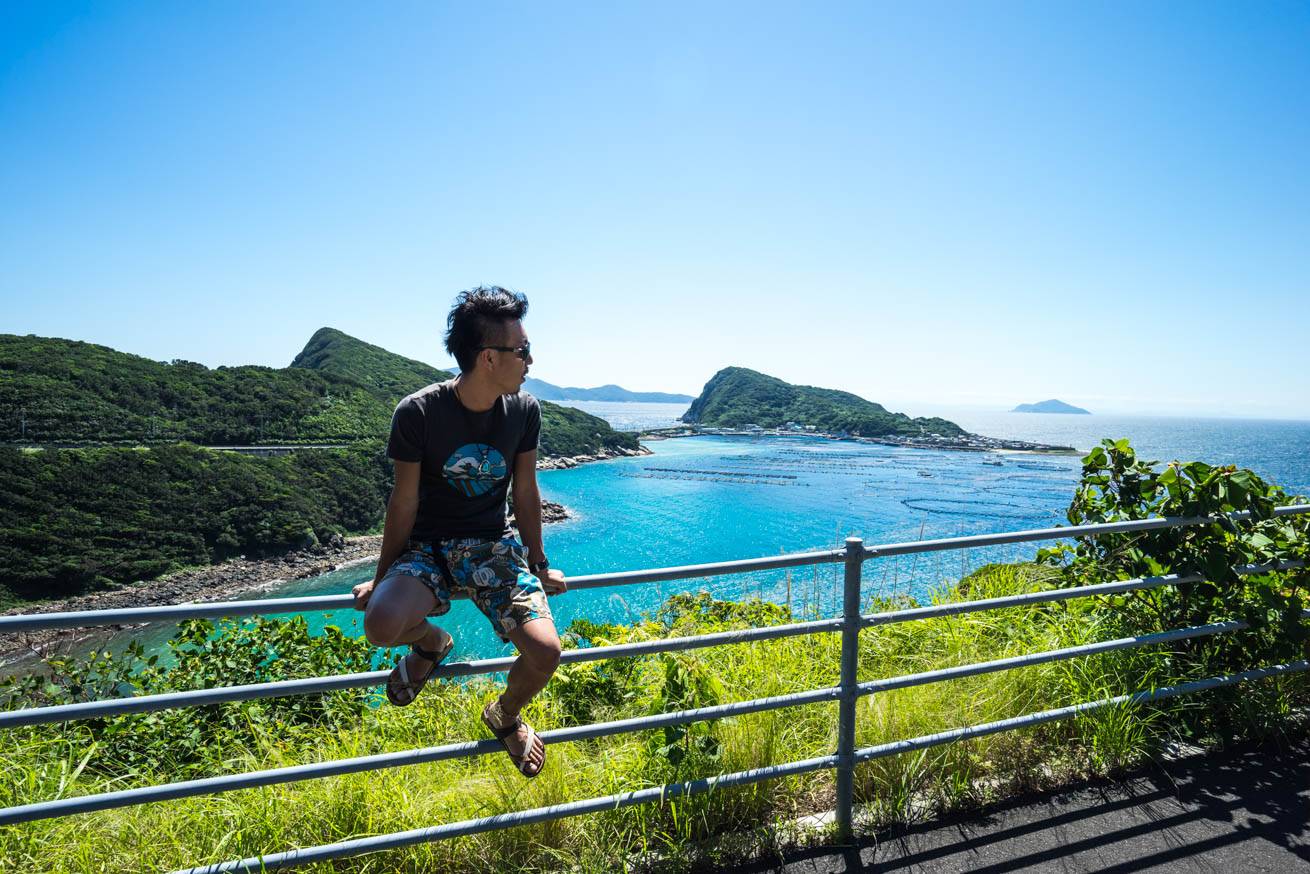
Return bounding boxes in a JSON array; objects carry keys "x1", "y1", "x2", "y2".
[{"x1": 529, "y1": 559, "x2": 550, "y2": 574}]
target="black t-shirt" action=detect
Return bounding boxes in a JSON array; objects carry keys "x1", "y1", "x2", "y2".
[{"x1": 386, "y1": 380, "x2": 541, "y2": 541}]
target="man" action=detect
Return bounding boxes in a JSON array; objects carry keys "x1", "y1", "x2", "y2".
[{"x1": 352, "y1": 286, "x2": 566, "y2": 778}]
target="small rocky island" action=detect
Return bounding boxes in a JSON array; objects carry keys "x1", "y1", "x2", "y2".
[
  {"x1": 661, "y1": 367, "x2": 1075, "y2": 453},
  {"x1": 1012, "y1": 399, "x2": 1091, "y2": 415}
]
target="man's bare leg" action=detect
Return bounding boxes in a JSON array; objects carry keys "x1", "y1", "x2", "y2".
[
  {"x1": 363, "y1": 575, "x2": 450, "y2": 679},
  {"x1": 489, "y1": 617, "x2": 562, "y2": 773}
]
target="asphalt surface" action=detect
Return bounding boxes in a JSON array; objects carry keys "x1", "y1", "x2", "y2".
[{"x1": 715, "y1": 736, "x2": 1310, "y2": 873}]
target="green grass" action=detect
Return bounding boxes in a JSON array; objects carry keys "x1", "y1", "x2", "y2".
[{"x1": 2, "y1": 562, "x2": 1307, "y2": 873}]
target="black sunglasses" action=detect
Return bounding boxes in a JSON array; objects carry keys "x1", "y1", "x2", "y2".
[{"x1": 479, "y1": 342, "x2": 531, "y2": 360}]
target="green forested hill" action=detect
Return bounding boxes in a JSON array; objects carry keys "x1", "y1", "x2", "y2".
[
  {"x1": 288, "y1": 327, "x2": 639, "y2": 457},
  {"x1": 0, "y1": 331, "x2": 638, "y2": 457},
  {"x1": 290, "y1": 327, "x2": 455, "y2": 403},
  {"x1": 682, "y1": 367, "x2": 965, "y2": 437},
  {"x1": 0, "y1": 335, "x2": 388, "y2": 445}
]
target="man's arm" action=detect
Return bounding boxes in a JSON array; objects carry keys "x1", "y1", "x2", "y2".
[
  {"x1": 512, "y1": 450, "x2": 566, "y2": 595},
  {"x1": 512, "y1": 450, "x2": 546, "y2": 563},
  {"x1": 353, "y1": 460, "x2": 420, "y2": 608}
]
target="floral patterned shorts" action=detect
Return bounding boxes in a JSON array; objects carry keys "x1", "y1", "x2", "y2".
[{"x1": 380, "y1": 536, "x2": 552, "y2": 642}]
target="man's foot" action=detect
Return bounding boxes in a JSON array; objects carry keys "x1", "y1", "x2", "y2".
[
  {"x1": 385, "y1": 629, "x2": 454, "y2": 707},
  {"x1": 481, "y1": 697, "x2": 546, "y2": 777}
]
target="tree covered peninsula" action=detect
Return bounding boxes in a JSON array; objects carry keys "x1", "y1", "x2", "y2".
[
  {"x1": 681, "y1": 367, "x2": 965, "y2": 438},
  {"x1": 0, "y1": 330, "x2": 638, "y2": 603}
]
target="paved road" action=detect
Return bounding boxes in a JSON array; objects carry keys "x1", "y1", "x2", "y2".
[{"x1": 716, "y1": 736, "x2": 1310, "y2": 873}]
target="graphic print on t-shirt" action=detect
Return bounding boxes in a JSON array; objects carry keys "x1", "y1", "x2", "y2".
[{"x1": 443, "y1": 444, "x2": 509, "y2": 497}]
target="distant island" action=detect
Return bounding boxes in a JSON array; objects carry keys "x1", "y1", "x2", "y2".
[
  {"x1": 1011, "y1": 399, "x2": 1091, "y2": 415},
  {"x1": 522, "y1": 378, "x2": 692, "y2": 404}
]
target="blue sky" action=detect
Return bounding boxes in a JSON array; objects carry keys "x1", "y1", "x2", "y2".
[{"x1": 2, "y1": 2, "x2": 1308, "y2": 418}]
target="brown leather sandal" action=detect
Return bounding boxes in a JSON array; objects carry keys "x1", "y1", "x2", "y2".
[
  {"x1": 481, "y1": 700, "x2": 546, "y2": 778},
  {"x1": 384, "y1": 632, "x2": 454, "y2": 706}
]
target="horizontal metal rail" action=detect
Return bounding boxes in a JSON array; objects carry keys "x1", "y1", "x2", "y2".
[
  {"x1": 6, "y1": 505, "x2": 1306, "y2": 634},
  {"x1": 0, "y1": 551, "x2": 844, "y2": 634},
  {"x1": 0, "y1": 594, "x2": 354, "y2": 633},
  {"x1": 0, "y1": 687, "x2": 842, "y2": 825},
  {"x1": 175, "y1": 754, "x2": 845, "y2": 874},
  {"x1": 855, "y1": 620, "x2": 1243, "y2": 697},
  {"x1": 862, "y1": 573, "x2": 1192, "y2": 628},
  {"x1": 858, "y1": 504, "x2": 1310, "y2": 560},
  {"x1": 0, "y1": 618, "x2": 842, "y2": 729},
  {"x1": 175, "y1": 660, "x2": 1310, "y2": 873},
  {"x1": 563, "y1": 548, "x2": 843, "y2": 590},
  {"x1": 853, "y1": 660, "x2": 1310, "y2": 764},
  {"x1": 860, "y1": 561, "x2": 1305, "y2": 629},
  {"x1": 3, "y1": 614, "x2": 1283, "y2": 826}
]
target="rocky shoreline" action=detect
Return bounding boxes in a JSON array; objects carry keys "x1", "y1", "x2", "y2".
[
  {"x1": 536, "y1": 444, "x2": 652, "y2": 470},
  {"x1": 0, "y1": 500, "x2": 571, "y2": 666}
]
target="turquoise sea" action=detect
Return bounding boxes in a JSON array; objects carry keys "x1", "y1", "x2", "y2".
[{"x1": 102, "y1": 405, "x2": 1310, "y2": 664}]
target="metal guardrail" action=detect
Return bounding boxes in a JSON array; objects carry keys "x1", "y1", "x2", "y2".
[
  {"x1": 1, "y1": 505, "x2": 1307, "y2": 873},
  {"x1": 3, "y1": 566, "x2": 1295, "y2": 731}
]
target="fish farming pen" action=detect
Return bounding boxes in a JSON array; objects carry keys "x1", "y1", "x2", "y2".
[{"x1": 1, "y1": 505, "x2": 1308, "y2": 872}]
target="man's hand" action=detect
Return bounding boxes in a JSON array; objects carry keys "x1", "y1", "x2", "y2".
[
  {"x1": 537, "y1": 568, "x2": 567, "y2": 596},
  {"x1": 352, "y1": 579, "x2": 376, "y2": 610}
]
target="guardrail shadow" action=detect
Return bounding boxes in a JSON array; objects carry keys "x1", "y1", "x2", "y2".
[{"x1": 714, "y1": 735, "x2": 1310, "y2": 873}]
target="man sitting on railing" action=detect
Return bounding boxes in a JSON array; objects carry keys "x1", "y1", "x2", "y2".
[{"x1": 351, "y1": 286, "x2": 567, "y2": 779}]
